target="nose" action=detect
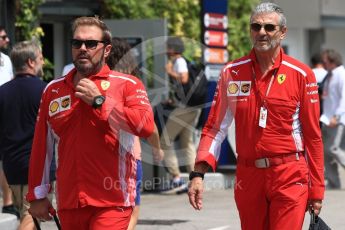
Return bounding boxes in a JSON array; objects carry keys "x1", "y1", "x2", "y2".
[{"x1": 79, "y1": 42, "x2": 87, "y2": 50}]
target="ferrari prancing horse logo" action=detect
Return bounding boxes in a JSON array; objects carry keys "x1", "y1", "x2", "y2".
[
  {"x1": 277, "y1": 74, "x2": 286, "y2": 84},
  {"x1": 101, "y1": 80, "x2": 110, "y2": 90}
]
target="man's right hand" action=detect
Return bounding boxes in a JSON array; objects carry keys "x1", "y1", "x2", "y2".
[
  {"x1": 188, "y1": 177, "x2": 204, "y2": 210},
  {"x1": 28, "y1": 198, "x2": 53, "y2": 221}
]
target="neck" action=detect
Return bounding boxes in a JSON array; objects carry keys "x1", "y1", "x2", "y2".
[
  {"x1": 255, "y1": 47, "x2": 281, "y2": 75},
  {"x1": 16, "y1": 70, "x2": 36, "y2": 77},
  {"x1": 73, "y1": 72, "x2": 85, "y2": 87},
  {"x1": 314, "y1": 64, "x2": 324, "y2": 69}
]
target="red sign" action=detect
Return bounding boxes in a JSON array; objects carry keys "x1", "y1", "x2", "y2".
[
  {"x1": 204, "y1": 13, "x2": 228, "y2": 30},
  {"x1": 204, "y1": 30, "x2": 228, "y2": 47},
  {"x1": 204, "y1": 48, "x2": 228, "y2": 64}
]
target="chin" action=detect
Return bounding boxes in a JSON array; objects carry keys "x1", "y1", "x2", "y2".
[{"x1": 254, "y1": 46, "x2": 271, "y2": 52}]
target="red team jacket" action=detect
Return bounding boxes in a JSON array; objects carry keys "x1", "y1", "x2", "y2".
[
  {"x1": 26, "y1": 65, "x2": 154, "y2": 210},
  {"x1": 197, "y1": 49, "x2": 324, "y2": 200}
]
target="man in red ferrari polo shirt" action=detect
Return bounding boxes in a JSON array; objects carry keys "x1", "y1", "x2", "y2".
[
  {"x1": 27, "y1": 16, "x2": 154, "y2": 230},
  {"x1": 188, "y1": 2, "x2": 324, "y2": 230}
]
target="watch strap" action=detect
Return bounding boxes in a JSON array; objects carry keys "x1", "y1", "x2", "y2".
[
  {"x1": 189, "y1": 171, "x2": 205, "y2": 181},
  {"x1": 92, "y1": 95, "x2": 105, "y2": 108}
]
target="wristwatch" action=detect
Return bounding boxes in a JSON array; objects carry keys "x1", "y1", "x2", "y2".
[
  {"x1": 92, "y1": 95, "x2": 106, "y2": 108},
  {"x1": 189, "y1": 171, "x2": 205, "y2": 181},
  {"x1": 334, "y1": 115, "x2": 340, "y2": 122}
]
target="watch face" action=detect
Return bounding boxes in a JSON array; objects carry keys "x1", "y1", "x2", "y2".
[
  {"x1": 93, "y1": 95, "x2": 105, "y2": 108},
  {"x1": 95, "y1": 97, "x2": 104, "y2": 105}
]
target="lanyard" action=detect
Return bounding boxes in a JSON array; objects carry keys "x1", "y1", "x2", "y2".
[{"x1": 251, "y1": 65, "x2": 278, "y2": 108}]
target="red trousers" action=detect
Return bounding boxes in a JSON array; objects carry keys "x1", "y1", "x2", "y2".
[
  {"x1": 58, "y1": 206, "x2": 132, "y2": 230},
  {"x1": 234, "y1": 157, "x2": 309, "y2": 230}
]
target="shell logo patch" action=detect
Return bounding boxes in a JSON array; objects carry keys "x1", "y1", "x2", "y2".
[
  {"x1": 227, "y1": 82, "x2": 239, "y2": 96},
  {"x1": 227, "y1": 81, "x2": 251, "y2": 97},
  {"x1": 49, "y1": 95, "x2": 71, "y2": 117},
  {"x1": 49, "y1": 101, "x2": 59, "y2": 114},
  {"x1": 101, "y1": 80, "x2": 110, "y2": 90},
  {"x1": 277, "y1": 74, "x2": 286, "y2": 84}
]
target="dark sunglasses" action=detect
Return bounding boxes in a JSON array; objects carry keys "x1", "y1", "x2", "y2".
[
  {"x1": 71, "y1": 39, "x2": 106, "y2": 50},
  {"x1": 0, "y1": 35, "x2": 7, "y2": 40},
  {"x1": 250, "y1": 23, "x2": 280, "y2": 32}
]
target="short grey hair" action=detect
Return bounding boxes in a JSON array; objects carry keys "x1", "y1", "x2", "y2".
[
  {"x1": 250, "y1": 2, "x2": 287, "y2": 27},
  {"x1": 10, "y1": 40, "x2": 42, "y2": 73}
]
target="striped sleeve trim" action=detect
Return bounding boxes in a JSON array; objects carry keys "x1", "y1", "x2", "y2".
[
  {"x1": 223, "y1": 59, "x2": 251, "y2": 73},
  {"x1": 109, "y1": 74, "x2": 137, "y2": 84},
  {"x1": 282, "y1": 61, "x2": 307, "y2": 77}
]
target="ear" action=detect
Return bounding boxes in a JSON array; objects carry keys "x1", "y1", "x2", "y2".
[
  {"x1": 27, "y1": 58, "x2": 35, "y2": 69},
  {"x1": 280, "y1": 26, "x2": 287, "y2": 40},
  {"x1": 103, "y1": 44, "x2": 112, "y2": 58}
]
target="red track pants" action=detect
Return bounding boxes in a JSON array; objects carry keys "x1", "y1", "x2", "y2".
[
  {"x1": 58, "y1": 205, "x2": 132, "y2": 230},
  {"x1": 234, "y1": 157, "x2": 309, "y2": 230}
]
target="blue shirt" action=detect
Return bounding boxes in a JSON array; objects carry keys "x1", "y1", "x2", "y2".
[{"x1": 0, "y1": 74, "x2": 55, "y2": 184}]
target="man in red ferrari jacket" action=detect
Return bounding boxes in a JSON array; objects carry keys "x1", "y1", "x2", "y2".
[
  {"x1": 26, "y1": 16, "x2": 154, "y2": 230},
  {"x1": 188, "y1": 2, "x2": 324, "y2": 230}
]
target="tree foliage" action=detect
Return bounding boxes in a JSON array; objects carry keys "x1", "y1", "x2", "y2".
[
  {"x1": 14, "y1": 0, "x2": 44, "y2": 41},
  {"x1": 101, "y1": 0, "x2": 259, "y2": 61},
  {"x1": 101, "y1": 0, "x2": 200, "y2": 39},
  {"x1": 14, "y1": 0, "x2": 54, "y2": 82},
  {"x1": 228, "y1": 0, "x2": 260, "y2": 59}
]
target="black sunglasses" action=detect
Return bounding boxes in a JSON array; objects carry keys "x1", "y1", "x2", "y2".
[
  {"x1": 0, "y1": 35, "x2": 7, "y2": 40},
  {"x1": 250, "y1": 23, "x2": 280, "y2": 32},
  {"x1": 71, "y1": 39, "x2": 106, "y2": 50}
]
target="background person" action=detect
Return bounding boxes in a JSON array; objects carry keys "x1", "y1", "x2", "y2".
[
  {"x1": 311, "y1": 52, "x2": 327, "y2": 84},
  {"x1": 188, "y1": 3, "x2": 324, "y2": 230},
  {"x1": 320, "y1": 49, "x2": 345, "y2": 189},
  {"x1": 0, "y1": 25, "x2": 17, "y2": 218},
  {"x1": 0, "y1": 40, "x2": 56, "y2": 230},
  {"x1": 27, "y1": 16, "x2": 154, "y2": 230},
  {"x1": 160, "y1": 36, "x2": 200, "y2": 194},
  {"x1": 107, "y1": 37, "x2": 164, "y2": 230}
]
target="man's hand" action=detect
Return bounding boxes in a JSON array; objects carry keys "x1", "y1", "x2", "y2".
[
  {"x1": 152, "y1": 148, "x2": 164, "y2": 163},
  {"x1": 188, "y1": 177, "x2": 204, "y2": 210},
  {"x1": 328, "y1": 116, "x2": 338, "y2": 128},
  {"x1": 75, "y1": 78, "x2": 101, "y2": 105},
  {"x1": 308, "y1": 200, "x2": 322, "y2": 216},
  {"x1": 28, "y1": 198, "x2": 53, "y2": 221},
  {"x1": 165, "y1": 61, "x2": 173, "y2": 76}
]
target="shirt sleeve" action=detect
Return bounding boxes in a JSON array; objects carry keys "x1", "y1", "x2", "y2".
[
  {"x1": 174, "y1": 58, "x2": 188, "y2": 73},
  {"x1": 299, "y1": 70, "x2": 325, "y2": 200},
  {"x1": 335, "y1": 71, "x2": 345, "y2": 118},
  {"x1": 106, "y1": 78, "x2": 154, "y2": 139},
  {"x1": 196, "y1": 71, "x2": 233, "y2": 171},
  {"x1": 26, "y1": 88, "x2": 54, "y2": 202}
]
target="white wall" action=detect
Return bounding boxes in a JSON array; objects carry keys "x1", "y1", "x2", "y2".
[
  {"x1": 321, "y1": 0, "x2": 345, "y2": 17},
  {"x1": 323, "y1": 29, "x2": 345, "y2": 60},
  {"x1": 53, "y1": 22, "x2": 64, "y2": 77},
  {"x1": 276, "y1": 0, "x2": 320, "y2": 29},
  {"x1": 282, "y1": 28, "x2": 308, "y2": 63}
]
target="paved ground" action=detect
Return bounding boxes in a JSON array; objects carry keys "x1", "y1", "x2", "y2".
[
  {"x1": 134, "y1": 188, "x2": 344, "y2": 230},
  {"x1": 3, "y1": 169, "x2": 345, "y2": 229}
]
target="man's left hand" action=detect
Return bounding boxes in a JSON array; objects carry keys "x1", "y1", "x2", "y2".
[
  {"x1": 75, "y1": 78, "x2": 101, "y2": 105},
  {"x1": 308, "y1": 200, "x2": 322, "y2": 216}
]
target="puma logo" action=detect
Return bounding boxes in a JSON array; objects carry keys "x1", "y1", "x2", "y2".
[{"x1": 232, "y1": 69, "x2": 239, "y2": 76}]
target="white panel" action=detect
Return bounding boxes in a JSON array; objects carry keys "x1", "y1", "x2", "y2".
[
  {"x1": 276, "y1": 0, "x2": 320, "y2": 28},
  {"x1": 323, "y1": 29, "x2": 345, "y2": 60},
  {"x1": 321, "y1": 0, "x2": 345, "y2": 17},
  {"x1": 53, "y1": 23, "x2": 64, "y2": 78},
  {"x1": 282, "y1": 28, "x2": 308, "y2": 63}
]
